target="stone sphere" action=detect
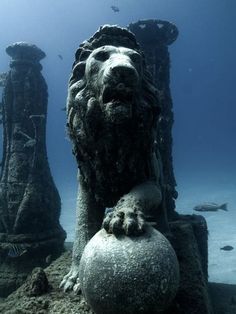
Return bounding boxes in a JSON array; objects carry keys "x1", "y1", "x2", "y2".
[{"x1": 79, "y1": 226, "x2": 179, "y2": 314}]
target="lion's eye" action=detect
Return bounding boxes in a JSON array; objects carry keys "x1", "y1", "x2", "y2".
[
  {"x1": 94, "y1": 50, "x2": 109, "y2": 61},
  {"x1": 130, "y1": 53, "x2": 141, "y2": 64}
]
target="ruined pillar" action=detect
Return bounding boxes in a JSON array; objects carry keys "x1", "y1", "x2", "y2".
[
  {"x1": 0, "y1": 42, "x2": 66, "y2": 296},
  {"x1": 129, "y1": 20, "x2": 179, "y2": 220}
]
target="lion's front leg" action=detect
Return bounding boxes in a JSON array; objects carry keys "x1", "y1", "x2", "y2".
[
  {"x1": 103, "y1": 181, "x2": 163, "y2": 236},
  {"x1": 60, "y1": 177, "x2": 103, "y2": 293}
]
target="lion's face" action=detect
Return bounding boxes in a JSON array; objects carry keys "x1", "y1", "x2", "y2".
[{"x1": 69, "y1": 45, "x2": 144, "y2": 126}]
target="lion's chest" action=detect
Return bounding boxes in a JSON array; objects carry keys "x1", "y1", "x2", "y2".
[{"x1": 80, "y1": 131, "x2": 151, "y2": 206}]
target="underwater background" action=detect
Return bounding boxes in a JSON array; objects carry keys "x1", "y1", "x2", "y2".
[{"x1": 0, "y1": 0, "x2": 235, "y2": 285}]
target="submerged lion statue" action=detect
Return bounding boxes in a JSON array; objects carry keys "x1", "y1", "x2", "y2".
[{"x1": 60, "y1": 25, "x2": 169, "y2": 292}]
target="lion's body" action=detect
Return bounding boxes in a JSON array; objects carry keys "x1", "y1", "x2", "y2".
[
  {"x1": 78, "y1": 126, "x2": 153, "y2": 207},
  {"x1": 60, "y1": 25, "x2": 168, "y2": 293}
]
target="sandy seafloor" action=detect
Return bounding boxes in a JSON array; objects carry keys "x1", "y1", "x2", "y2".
[{"x1": 60, "y1": 171, "x2": 236, "y2": 285}]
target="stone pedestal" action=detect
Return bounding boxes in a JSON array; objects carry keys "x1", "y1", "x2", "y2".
[
  {"x1": 0, "y1": 42, "x2": 66, "y2": 296},
  {"x1": 167, "y1": 215, "x2": 213, "y2": 314},
  {"x1": 0, "y1": 216, "x2": 216, "y2": 313}
]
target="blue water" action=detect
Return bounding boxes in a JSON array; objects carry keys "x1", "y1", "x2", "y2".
[{"x1": 0, "y1": 0, "x2": 235, "y2": 284}]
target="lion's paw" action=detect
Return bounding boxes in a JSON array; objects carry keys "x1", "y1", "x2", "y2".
[
  {"x1": 59, "y1": 267, "x2": 81, "y2": 293},
  {"x1": 103, "y1": 207, "x2": 146, "y2": 236}
]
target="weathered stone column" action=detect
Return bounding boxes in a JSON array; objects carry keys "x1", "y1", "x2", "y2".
[
  {"x1": 129, "y1": 22, "x2": 213, "y2": 313},
  {"x1": 0, "y1": 42, "x2": 66, "y2": 296},
  {"x1": 129, "y1": 20, "x2": 179, "y2": 220}
]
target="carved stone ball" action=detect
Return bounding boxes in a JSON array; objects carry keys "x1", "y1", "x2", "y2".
[{"x1": 79, "y1": 226, "x2": 179, "y2": 314}]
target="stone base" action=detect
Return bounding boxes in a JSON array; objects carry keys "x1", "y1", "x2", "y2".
[
  {"x1": 166, "y1": 214, "x2": 213, "y2": 313},
  {"x1": 0, "y1": 216, "x2": 215, "y2": 313},
  {"x1": 0, "y1": 227, "x2": 66, "y2": 297}
]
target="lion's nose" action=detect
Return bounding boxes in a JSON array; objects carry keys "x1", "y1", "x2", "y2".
[{"x1": 110, "y1": 65, "x2": 138, "y2": 83}]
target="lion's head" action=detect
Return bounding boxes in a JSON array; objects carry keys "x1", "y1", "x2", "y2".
[{"x1": 66, "y1": 25, "x2": 160, "y2": 205}]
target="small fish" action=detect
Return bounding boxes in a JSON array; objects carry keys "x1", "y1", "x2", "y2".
[
  {"x1": 45, "y1": 254, "x2": 52, "y2": 264},
  {"x1": 193, "y1": 202, "x2": 227, "y2": 212},
  {"x1": 111, "y1": 5, "x2": 120, "y2": 12},
  {"x1": 220, "y1": 245, "x2": 234, "y2": 251},
  {"x1": 8, "y1": 244, "x2": 27, "y2": 258},
  {"x1": 24, "y1": 138, "x2": 36, "y2": 148},
  {"x1": 61, "y1": 106, "x2": 66, "y2": 111},
  {"x1": 58, "y1": 54, "x2": 63, "y2": 60}
]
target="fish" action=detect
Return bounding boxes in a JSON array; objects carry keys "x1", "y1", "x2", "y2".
[
  {"x1": 61, "y1": 106, "x2": 66, "y2": 111},
  {"x1": 45, "y1": 254, "x2": 52, "y2": 264},
  {"x1": 193, "y1": 202, "x2": 227, "y2": 212},
  {"x1": 24, "y1": 138, "x2": 36, "y2": 148},
  {"x1": 111, "y1": 5, "x2": 120, "y2": 12},
  {"x1": 58, "y1": 54, "x2": 63, "y2": 60},
  {"x1": 220, "y1": 245, "x2": 234, "y2": 251},
  {"x1": 8, "y1": 244, "x2": 27, "y2": 258}
]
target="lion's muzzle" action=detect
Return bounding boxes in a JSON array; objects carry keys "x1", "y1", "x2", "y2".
[
  {"x1": 102, "y1": 60, "x2": 139, "y2": 88},
  {"x1": 101, "y1": 63, "x2": 139, "y2": 124},
  {"x1": 109, "y1": 63, "x2": 139, "y2": 83}
]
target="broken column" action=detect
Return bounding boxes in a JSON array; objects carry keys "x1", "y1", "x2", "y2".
[
  {"x1": 129, "y1": 21, "x2": 213, "y2": 313},
  {"x1": 0, "y1": 42, "x2": 66, "y2": 296},
  {"x1": 129, "y1": 20, "x2": 179, "y2": 221}
]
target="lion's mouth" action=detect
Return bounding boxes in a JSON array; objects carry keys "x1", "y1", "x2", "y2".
[
  {"x1": 101, "y1": 83, "x2": 135, "y2": 123},
  {"x1": 102, "y1": 83, "x2": 134, "y2": 105}
]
